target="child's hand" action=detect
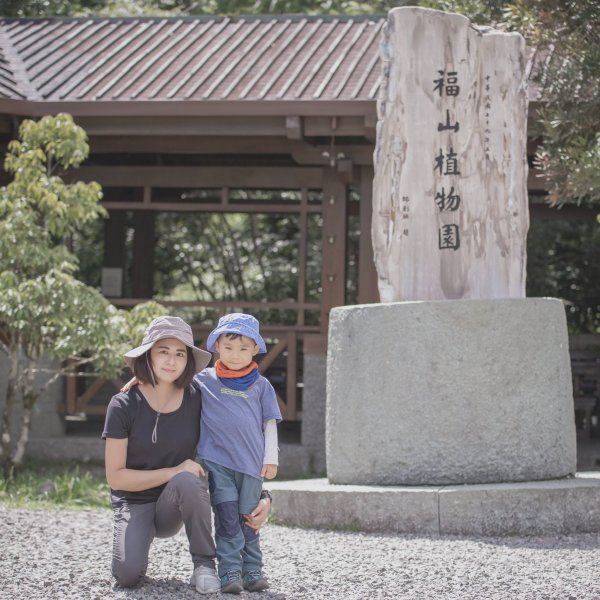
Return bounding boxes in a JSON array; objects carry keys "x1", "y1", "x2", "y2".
[
  {"x1": 261, "y1": 464, "x2": 277, "y2": 479},
  {"x1": 120, "y1": 376, "x2": 140, "y2": 393}
]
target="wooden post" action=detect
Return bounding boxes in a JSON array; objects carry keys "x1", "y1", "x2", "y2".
[
  {"x1": 358, "y1": 165, "x2": 380, "y2": 304},
  {"x1": 297, "y1": 189, "x2": 308, "y2": 326},
  {"x1": 372, "y1": 7, "x2": 529, "y2": 301},
  {"x1": 103, "y1": 210, "x2": 127, "y2": 269},
  {"x1": 320, "y1": 168, "x2": 347, "y2": 329},
  {"x1": 286, "y1": 331, "x2": 298, "y2": 420},
  {"x1": 132, "y1": 210, "x2": 155, "y2": 298},
  {"x1": 101, "y1": 210, "x2": 127, "y2": 297}
]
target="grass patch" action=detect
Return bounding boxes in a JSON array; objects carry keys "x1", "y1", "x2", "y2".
[{"x1": 0, "y1": 459, "x2": 110, "y2": 510}]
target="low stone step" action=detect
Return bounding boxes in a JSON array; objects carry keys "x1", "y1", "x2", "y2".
[{"x1": 268, "y1": 474, "x2": 600, "y2": 536}]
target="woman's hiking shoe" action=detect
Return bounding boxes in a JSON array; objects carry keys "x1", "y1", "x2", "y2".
[
  {"x1": 190, "y1": 565, "x2": 220, "y2": 594},
  {"x1": 221, "y1": 571, "x2": 243, "y2": 594},
  {"x1": 242, "y1": 570, "x2": 270, "y2": 592}
]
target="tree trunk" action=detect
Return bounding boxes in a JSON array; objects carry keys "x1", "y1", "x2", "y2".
[
  {"x1": 372, "y1": 7, "x2": 529, "y2": 301},
  {"x1": 0, "y1": 343, "x2": 20, "y2": 477},
  {"x1": 11, "y1": 365, "x2": 36, "y2": 469}
]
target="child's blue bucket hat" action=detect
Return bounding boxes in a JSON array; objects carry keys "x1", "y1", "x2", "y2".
[{"x1": 206, "y1": 313, "x2": 267, "y2": 354}]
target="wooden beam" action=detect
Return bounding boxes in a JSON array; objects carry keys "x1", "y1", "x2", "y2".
[
  {"x1": 0, "y1": 98, "x2": 376, "y2": 119},
  {"x1": 303, "y1": 116, "x2": 372, "y2": 137},
  {"x1": 86, "y1": 135, "x2": 376, "y2": 166},
  {"x1": 89, "y1": 135, "x2": 311, "y2": 154},
  {"x1": 111, "y1": 299, "x2": 321, "y2": 310},
  {"x1": 68, "y1": 166, "x2": 323, "y2": 189},
  {"x1": 100, "y1": 201, "x2": 323, "y2": 213},
  {"x1": 0, "y1": 111, "x2": 374, "y2": 140},
  {"x1": 357, "y1": 165, "x2": 380, "y2": 304},
  {"x1": 76, "y1": 377, "x2": 108, "y2": 411},
  {"x1": 292, "y1": 145, "x2": 373, "y2": 166},
  {"x1": 78, "y1": 116, "x2": 289, "y2": 137},
  {"x1": 529, "y1": 203, "x2": 598, "y2": 220}
]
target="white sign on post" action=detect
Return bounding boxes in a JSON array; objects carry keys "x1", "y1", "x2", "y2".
[{"x1": 372, "y1": 7, "x2": 529, "y2": 302}]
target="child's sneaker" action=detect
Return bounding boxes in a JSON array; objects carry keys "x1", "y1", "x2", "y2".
[
  {"x1": 189, "y1": 565, "x2": 220, "y2": 594},
  {"x1": 242, "y1": 570, "x2": 270, "y2": 592},
  {"x1": 221, "y1": 571, "x2": 243, "y2": 594}
]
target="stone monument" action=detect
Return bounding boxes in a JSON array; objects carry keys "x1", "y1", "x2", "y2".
[
  {"x1": 372, "y1": 7, "x2": 528, "y2": 302},
  {"x1": 269, "y1": 8, "x2": 599, "y2": 536},
  {"x1": 327, "y1": 6, "x2": 576, "y2": 485}
]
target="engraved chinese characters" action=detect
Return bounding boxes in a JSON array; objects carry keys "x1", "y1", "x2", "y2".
[
  {"x1": 372, "y1": 7, "x2": 529, "y2": 302},
  {"x1": 434, "y1": 71, "x2": 461, "y2": 251}
]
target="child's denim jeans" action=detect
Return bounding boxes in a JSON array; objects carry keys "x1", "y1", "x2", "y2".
[{"x1": 203, "y1": 459, "x2": 263, "y2": 578}]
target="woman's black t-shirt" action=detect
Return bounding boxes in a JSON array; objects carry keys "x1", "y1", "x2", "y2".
[{"x1": 102, "y1": 386, "x2": 201, "y2": 505}]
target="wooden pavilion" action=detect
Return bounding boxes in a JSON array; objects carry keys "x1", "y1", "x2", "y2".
[{"x1": 0, "y1": 15, "x2": 597, "y2": 448}]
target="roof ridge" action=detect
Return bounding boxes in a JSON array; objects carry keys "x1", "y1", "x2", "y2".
[
  {"x1": 0, "y1": 14, "x2": 385, "y2": 24},
  {"x1": 0, "y1": 23, "x2": 40, "y2": 100}
]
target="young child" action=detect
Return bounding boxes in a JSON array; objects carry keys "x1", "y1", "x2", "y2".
[{"x1": 194, "y1": 312, "x2": 281, "y2": 594}]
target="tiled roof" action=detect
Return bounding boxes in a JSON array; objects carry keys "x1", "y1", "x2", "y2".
[
  {"x1": 0, "y1": 16, "x2": 384, "y2": 103},
  {"x1": 0, "y1": 50, "x2": 21, "y2": 99},
  {"x1": 0, "y1": 27, "x2": 26, "y2": 99}
]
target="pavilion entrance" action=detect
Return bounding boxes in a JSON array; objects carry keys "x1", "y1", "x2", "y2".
[{"x1": 62, "y1": 164, "x2": 374, "y2": 433}]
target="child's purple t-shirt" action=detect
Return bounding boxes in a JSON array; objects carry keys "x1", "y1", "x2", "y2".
[{"x1": 194, "y1": 368, "x2": 282, "y2": 480}]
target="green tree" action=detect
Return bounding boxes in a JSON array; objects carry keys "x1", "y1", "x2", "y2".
[
  {"x1": 420, "y1": 0, "x2": 600, "y2": 209},
  {"x1": 527, "y1": 217, "x2": 600, "y2": 332},
  {"x1": 420, "y1": 0, "x2": 506, "y2": 23},
  {"x1": 0, "y1": 114, "x2": 164, "y2": 475},
  {"x1": 153, "y1": 201, "x2": 322, "y2": 326},
  {"x1": 503, "y1": 0, "x2": 600, "y2": 208},
  {"x1": 0, "y1": 0, "x2": 173, "y2": 17},
  {"x1": 0, "y1": 0, "x2": 412, "y2": 17}
]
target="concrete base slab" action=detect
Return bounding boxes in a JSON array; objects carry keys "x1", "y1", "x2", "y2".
[{"x1": 269, "y1": 474, "x2": 600, "y2": 536}]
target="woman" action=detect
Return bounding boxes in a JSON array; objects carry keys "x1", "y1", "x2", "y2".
[{"x1": 102, "y1": 315, "x2": 271, "y2": 593}]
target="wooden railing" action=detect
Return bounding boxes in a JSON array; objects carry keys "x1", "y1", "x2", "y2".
[{"x1": 62, "y1": 323, "x2": 314, "y2": 422}]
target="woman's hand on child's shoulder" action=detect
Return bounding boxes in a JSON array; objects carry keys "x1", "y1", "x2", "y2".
[
  {"x1": 261, "y1": 464, "x2": 277, "y2": 480},
  {"x1": 120, "y1": 376, "x2": 140, "y2": 393}
]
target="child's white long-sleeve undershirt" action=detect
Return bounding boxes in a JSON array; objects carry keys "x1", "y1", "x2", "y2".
[{"x1": 263, "y1": 419, "x2": 278, "y2": 465}]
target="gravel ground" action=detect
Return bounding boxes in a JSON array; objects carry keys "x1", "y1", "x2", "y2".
[{"x1": 1, "y1": 506, "x2": 600, "y2": 600}]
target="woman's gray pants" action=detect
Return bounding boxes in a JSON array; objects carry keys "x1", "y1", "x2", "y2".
[{"x1": 111, "y1": 472, "x2": 216, "y2": 587}]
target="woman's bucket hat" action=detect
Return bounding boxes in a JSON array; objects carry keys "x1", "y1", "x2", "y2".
[
  {"x1": 206, "y1": 313, "x2": 267, "y2": 354},
  {"x1": 124, "y1": 316, "x2": 211, "y2": 373}
]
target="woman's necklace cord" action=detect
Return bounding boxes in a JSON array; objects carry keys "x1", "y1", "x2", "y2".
[
  {"x1": 149, "y1": 384, "x2": 179, "y2": 445},
  {"x1": 152, "y1": 412, "x2": 160, "y2": 444}
]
